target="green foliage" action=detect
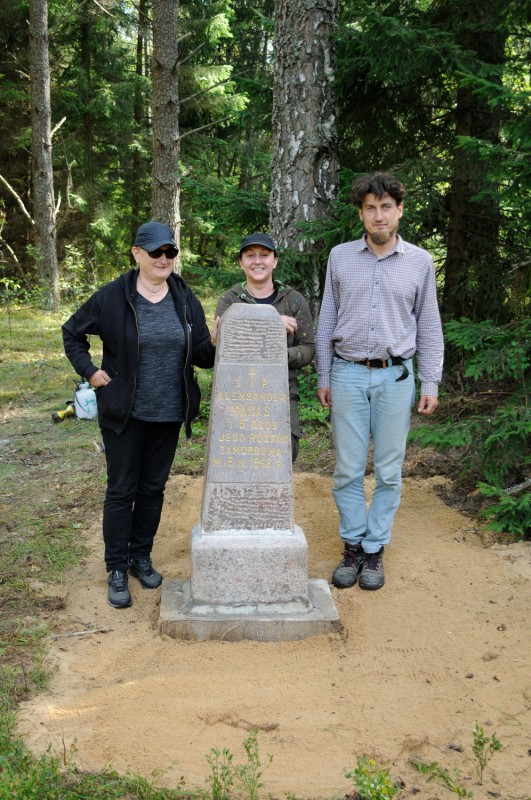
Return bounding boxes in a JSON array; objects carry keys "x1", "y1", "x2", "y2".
[
  {"x1": 59, "y1": 244, "x2": 98, "y2": 305},
  {"x1": 0, "y1": 276, "x2": 29, "y2": 305},
  {"x1": 470, "y1": 722, "x2": 502, "y2": 785},
  {"x1": 1, "y1": 0, "x2": 529, "y2": 326},
  {"x1": 345, "y1": 756, "x2": 396, "y2": 800},
  {"x1": 297, "y1": 366, "x2": 330, "y2": 426},
  {"x1": 410, "y1": 317, "x2": 530, "y2": 538},
  {"x1": 202, "y1": 729, "x2": 272, "y2": 800},
  {"x1": 232, "y1": 729, "x2": 271, "y2": 800},
  {"x1": 411, "y1": 403, "x2": 529, "y2": 489},
  {"x1": 205, "y1": 746, "x2": 234, "y2": 800},
  {"x1": 477, "y1": 482, "x2": 530, "y2": 537},
  {"x1": 412, "y1": 759, "x2": 472, "y2": 798},
  {"x1": 0, "y1": 743, "x2": 64, "y2": 800},
  {"x1": 412, "y1": 722, "x2": 502, "y2": 794},
  {"x1": 444, "y1": 318, "x2": 530, "y2": 385},
  {"x1": 181, "y1": 171, "x2": 270, "y2": 275},
  {"x1": 1, "y1": 0, "x2": 273, "y2": 294}
]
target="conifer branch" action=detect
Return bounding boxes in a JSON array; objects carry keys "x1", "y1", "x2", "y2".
[
  {"x1": 51, "y1": 116, "x2": 66, "y2": 139},
  {"x1": 0, "y1": 174, "x2": 35, "y2": 225},
  {"x1": 177, "y1": 41, "x2": 205, "y2": 68},
  {"x1": 91, "y1": 0, "x2": 114, "y2": 17},
  {"x1": 179, "y1": 113, "x2": 238, "y2": 140},
  {"x1": 181, "y1": 78, "x2": 234, "y2": 105}
]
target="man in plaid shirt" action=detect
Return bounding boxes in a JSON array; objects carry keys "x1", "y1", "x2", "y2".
[{"x1": 316, "y1": 172, "x2": 444, "y2": 591}]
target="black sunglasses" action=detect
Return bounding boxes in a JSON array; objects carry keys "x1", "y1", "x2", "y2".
[{"x1": 146, "y1": 247, "x2": 179, "y2": 259}]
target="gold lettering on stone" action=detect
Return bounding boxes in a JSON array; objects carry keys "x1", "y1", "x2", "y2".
[{"x1": 201, "y1": 304, "x2": 293, "y2": 532}]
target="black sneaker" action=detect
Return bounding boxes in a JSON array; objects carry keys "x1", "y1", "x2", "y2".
[
  {"x1": 359, "y1": 546, "x2": 385, "y2": 590},
  {"x1": 107, "y1": 569, "x2": 132, "y2": 608},
  {"x1": 129, "y1": 557, "x2": 163, "y2": 589},
  {"x1": 331, "y1": 543, "x2": 365, "y2": 588}
]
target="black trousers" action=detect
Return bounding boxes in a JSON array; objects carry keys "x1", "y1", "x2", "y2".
[{"x1": 101, "y1": 418, "x2": 182, "y2": 571}]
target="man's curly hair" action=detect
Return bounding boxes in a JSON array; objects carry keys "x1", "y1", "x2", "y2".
[{"x1": 350, "y1": 172, "x2": 406, "y2": 207}]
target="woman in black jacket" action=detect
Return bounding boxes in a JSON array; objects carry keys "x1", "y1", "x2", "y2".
[{"x1": 63, "y1": 221, "x2": 216, "y2": 609}]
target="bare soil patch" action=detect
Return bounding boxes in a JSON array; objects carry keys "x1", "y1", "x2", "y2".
[{"x1": 17, "y1": 473, "x2": 531, "y2": 799}]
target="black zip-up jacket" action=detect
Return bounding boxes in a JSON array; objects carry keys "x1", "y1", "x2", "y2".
[{"x1": 62, "y1": 269, "x2": 216, "y2": 436}]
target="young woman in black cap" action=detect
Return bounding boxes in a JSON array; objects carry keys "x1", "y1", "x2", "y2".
[{"x1": 215, "y1": 232, "x2": 315, "y2": 462}]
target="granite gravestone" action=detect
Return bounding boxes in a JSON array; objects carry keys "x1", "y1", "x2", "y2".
[
  {"x1": 192, "y1": 303, "x2": 307, "y2": 604},
  {"x1": 159, "y1": 303, "x2": 339, "y2": 641}
]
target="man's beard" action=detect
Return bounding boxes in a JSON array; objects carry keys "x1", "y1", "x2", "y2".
[{"x1": 367, "y1": 226, "x2": 397, "y2": 246}]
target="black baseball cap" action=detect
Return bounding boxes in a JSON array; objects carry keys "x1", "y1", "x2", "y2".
[
  {"x1": 239, "y1": 232, "x2": 277, "y2": 256},
  {"x1": 134, "y1": 221, "x2": 178, "y2": 252}
]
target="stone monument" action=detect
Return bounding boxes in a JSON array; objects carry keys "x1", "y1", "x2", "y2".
[{"x1": 159, "y1": 303, "x2": 339, "y2": 641}]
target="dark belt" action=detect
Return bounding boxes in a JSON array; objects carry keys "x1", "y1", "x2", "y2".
[
  {"x1": 335, "y1": 353, "x2": 404, "y2": 368},
  {"x1": 358, "y1": 356, "x2": 404, "y2": 368},
  {"x1": 335, "y1": 353, "x2": 410, "y2": 381}
]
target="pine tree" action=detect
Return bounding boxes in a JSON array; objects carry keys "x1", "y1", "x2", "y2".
[{"x1": 29, "y1": 0, "x2": 59, "y2": 309}]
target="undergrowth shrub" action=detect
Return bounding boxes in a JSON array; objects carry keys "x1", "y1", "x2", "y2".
[
  {"x1": 409, "y1": 317, "x2": 530, "y2": 538},
  {"x1": 202, "y1": 729, "x2": 271, "y2": 800},
  {"x1": 345, "y1": 756, "x2": 396, "y2": 800},
  {"x1": 298, "y1": 365, "x2": 330, "y2": 426}
]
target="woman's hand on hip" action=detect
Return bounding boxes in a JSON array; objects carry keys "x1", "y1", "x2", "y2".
[{"x1": 89, "y1": 370, "x2": 111, "y2": 388}]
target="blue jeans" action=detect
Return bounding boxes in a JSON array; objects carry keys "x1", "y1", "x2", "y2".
[
  {"x1": 330, "y1": 357, "x2": 415, "y2": 553},
  {"x1": 101, "y1": 418, "x2": 182, "y2": 571}
]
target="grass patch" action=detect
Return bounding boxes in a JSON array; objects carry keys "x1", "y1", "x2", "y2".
[{"x1": 0, "y1": 306, "x2": 104, "y2": 705}]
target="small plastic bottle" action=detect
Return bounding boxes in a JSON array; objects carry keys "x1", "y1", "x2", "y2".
[{"x1": 74, "y1": 381, "x2": 98, "y2": 420}]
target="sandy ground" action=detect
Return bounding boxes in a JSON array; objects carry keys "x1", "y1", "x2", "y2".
[{"x1": 17, "y1": 473, "x2": 531, "y2": 799}]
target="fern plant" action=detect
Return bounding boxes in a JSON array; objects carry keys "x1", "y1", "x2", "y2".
[{"x1": 410, "y1": 317, "x2": 530, "y2": 538}]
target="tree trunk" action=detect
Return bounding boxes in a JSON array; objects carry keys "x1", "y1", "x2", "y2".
[
  {"x1": 131, "y1": 0, "x2": 148, "y2": 248},
  {"x1": 80, "y1": 13, "x2": 94, "y2": 190},
  {"x1": 151, "y1": 0, "x2": 180, "y2": 264},
  {"x1": 29, "y1": 0, "x2": 59, "y2": 309},
  {"x1": 442, "y1": 1, "x2": 506, "y2": 322},
  {"x1": 78, "y1": 7, "x2": 96, "y2": 284},
  {"x1": 270, "y1": 0, "x2": 339, "y2": 306}
]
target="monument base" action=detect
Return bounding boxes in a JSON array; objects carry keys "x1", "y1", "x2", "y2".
[
  {"x1": 159, "y1": 578, "x2": 341, "y2": 642},
  {"x1": 190, "y1": 524, "x2": 309, "y2": 605}
]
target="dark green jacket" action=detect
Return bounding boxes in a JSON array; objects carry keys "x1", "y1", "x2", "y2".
[{"x1": 215, "y1": 281, "x2": 315, "y2": 437}]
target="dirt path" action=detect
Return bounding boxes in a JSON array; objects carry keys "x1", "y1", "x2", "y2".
[{"x1": 17, "y1": 473, "x2": 531, "y2": 799}]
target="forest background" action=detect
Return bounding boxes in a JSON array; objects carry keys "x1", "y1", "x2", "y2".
[
  {"x1": 0, "y1": 1, "x2": 530, "y2": 796},
  {"x1": 0, "y1": 0, "x2": 530, "y2": 543}
]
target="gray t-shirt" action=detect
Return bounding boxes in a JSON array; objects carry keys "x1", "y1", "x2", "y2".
[{"x1": 131, "y1": 292, "x2": 186, "y2": 422}]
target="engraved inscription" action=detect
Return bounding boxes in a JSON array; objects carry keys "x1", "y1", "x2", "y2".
[
  {"x1": 203, "y1": 485, "x2": 292, "y2": 531},
  {"x1": 201, "y1": 304, "x2": 294, "y2": 533},
  {"x1": 220, "y1": 318, "x2": 286, "y2": 363},
  {"x1": 207, "y1": 365, "x2": 290, "y2": 480}
]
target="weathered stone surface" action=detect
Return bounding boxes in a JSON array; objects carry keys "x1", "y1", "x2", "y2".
[
  {"x1": 201, "y1": 304, "x2": 293, "y2": 533},
  {"x1": 159, "y1": 578, "x2": 341, "y2": 642},
  {"x1": 159, "y1": 303, "x2": 339, "y2": 640},
  {"x1": 190, "y1": 524, "x2": 308, "y2": 604}
]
